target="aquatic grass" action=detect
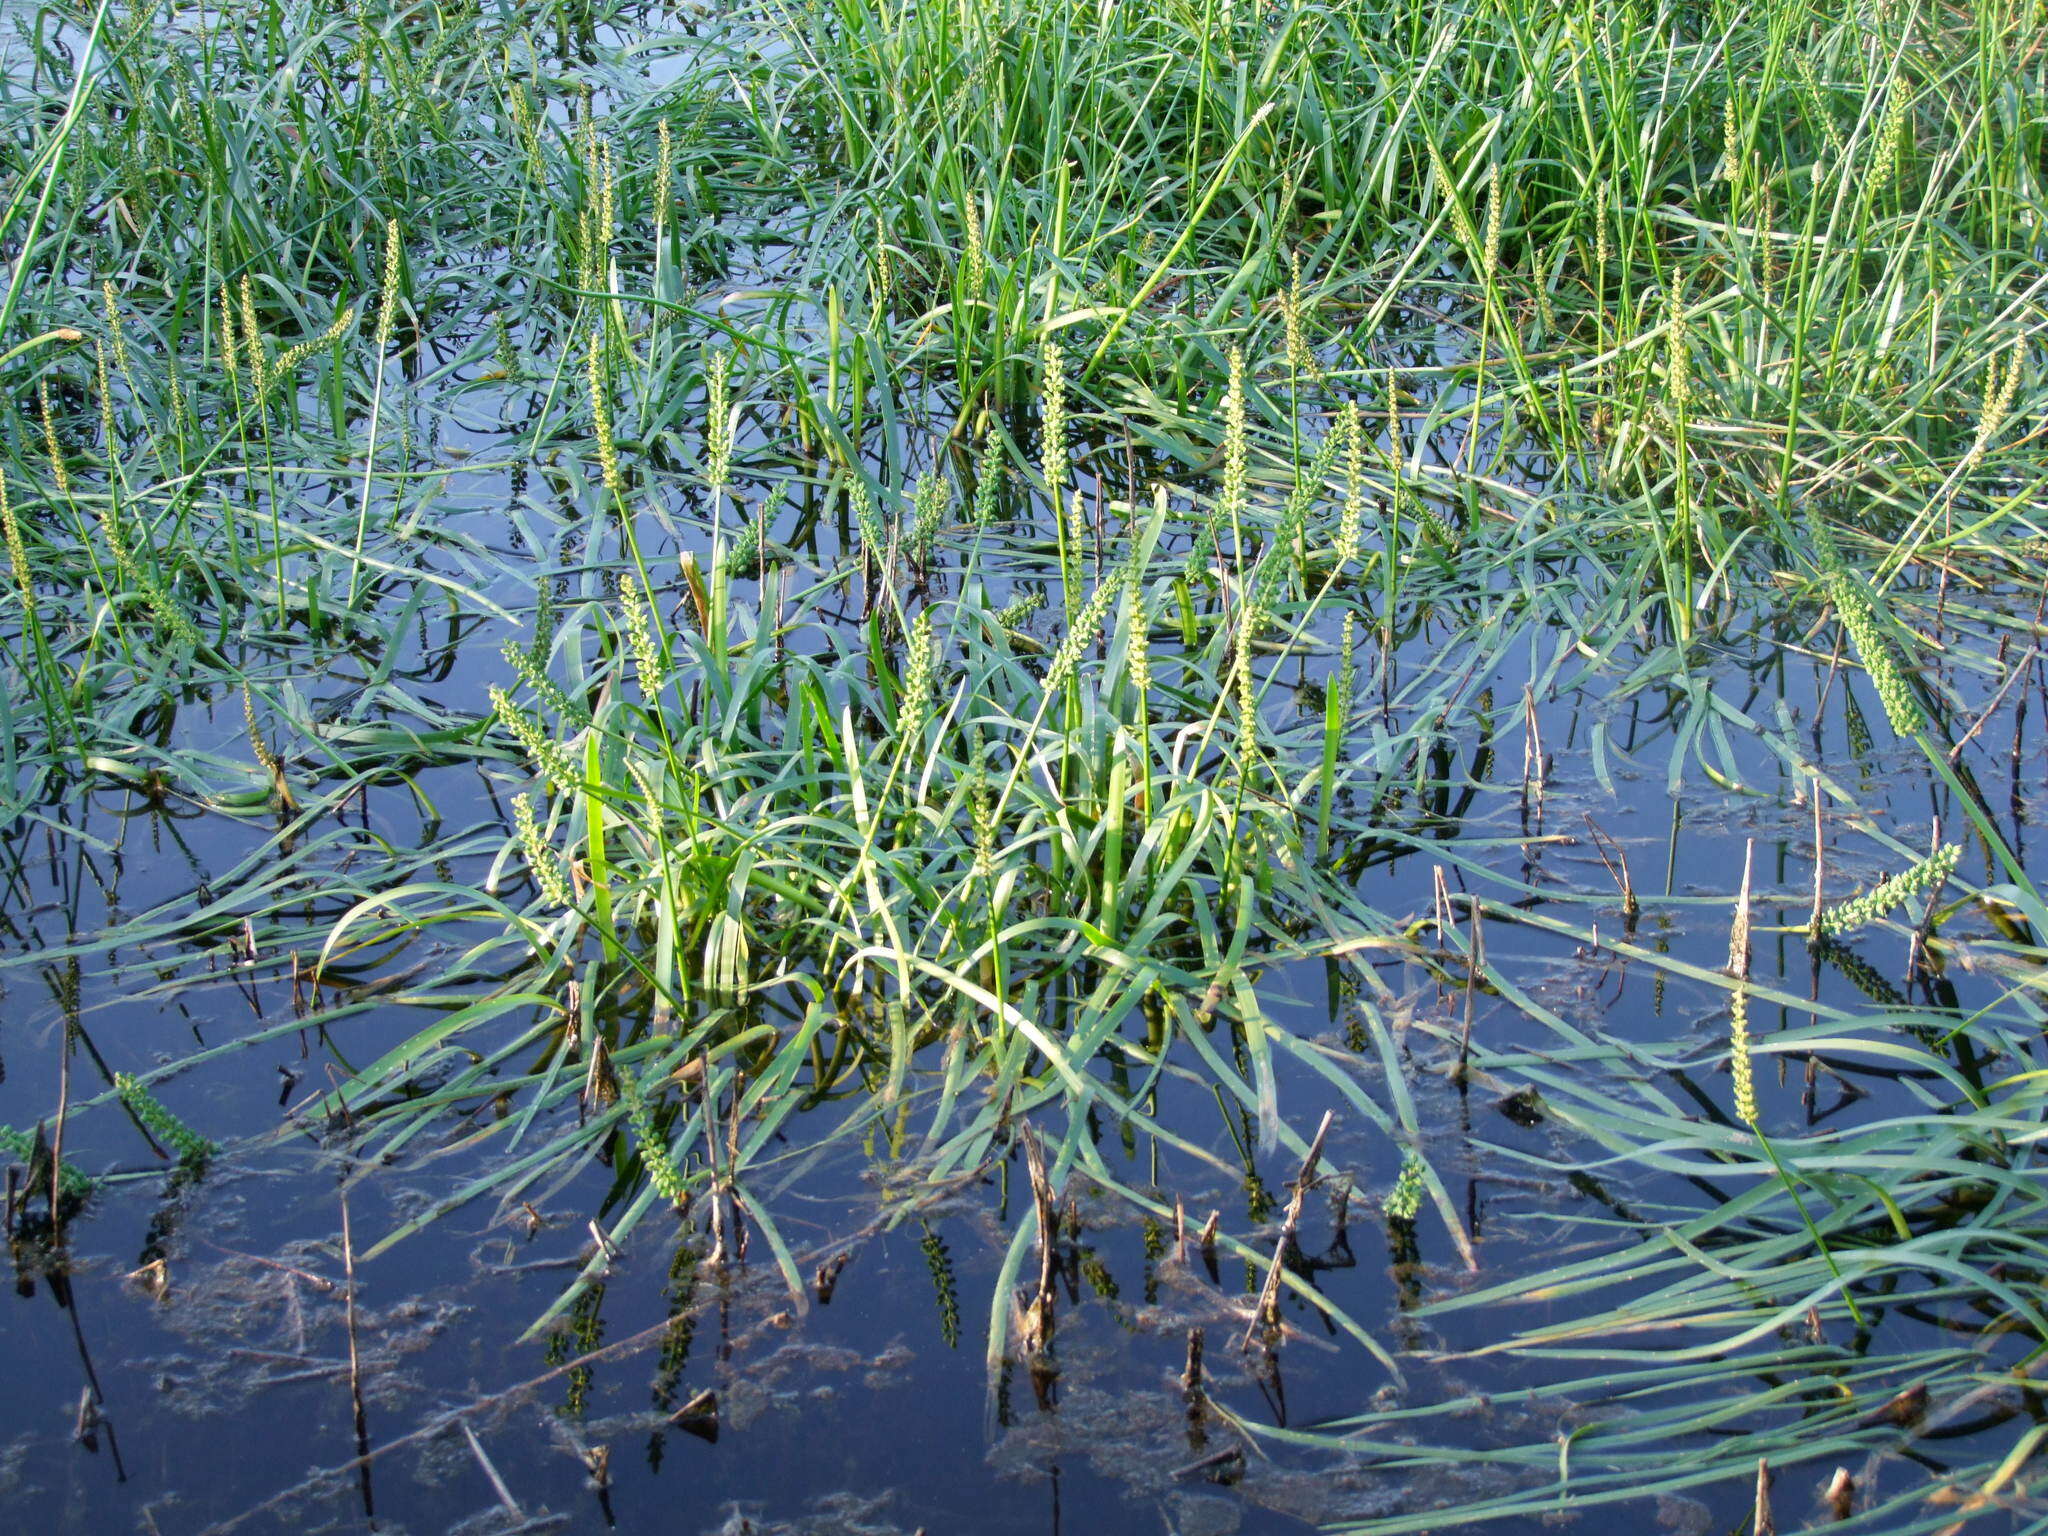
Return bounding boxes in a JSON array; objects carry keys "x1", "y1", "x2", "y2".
[
  {"x1": 1, "y1": 1, "x2": 2046, "y2": 1531},
  {"x1": 300, "y1": 424, "x2": 1538, "y2": 1352},
  {"x1": 1231, "y1": 601, "x2": 2048, "y2": 1524}
]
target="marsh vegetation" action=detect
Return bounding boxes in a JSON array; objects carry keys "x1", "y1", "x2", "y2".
[{"x1": 1, "y1": 0, "x2": 2046, "y2": 1530}]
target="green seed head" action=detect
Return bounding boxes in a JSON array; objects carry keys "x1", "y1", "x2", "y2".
[
  {"x1": 962, "y1": 196, "x2": 986, "y2": 296},
  {"x1": 375, "y1": 218, "x2": 402, "y2": 353},
  {"x1": 588, "y1": 326, "x2": 621, "y2": 495},
  {"x1": 116, "y1": 1073, "x2": 216, "y2": 1166},
  {"x1": 655, "y1": 118, "x2": 674, "y2": 232},
  {"x1": 618, "y1": 1065, "x2": 690, "y2": 1207},
  {"x1": 1386, "y1": 1149, "x2": 1426, "y2": 1224},
  {"x1": 972, "y1": 425, "x2": 1002, "y2": 525},
  {"x1": 511, "y1": 793, "x2": 574, "y2": 910},
  {"x1": 1819, "y1": 843, "x2": 1959, "y2": 937},
  {"x1": 1337, "y1": 401, "x2": 1364, "y2": 568},
  {"x1": 1046, "y1": 570, "x2": 1122, "y2": 692},
  {"x1": 1040, "y1": 339, "x2": 1067, "y2": 501},
  {"x1": 490, "y1": 684, "x2": 578, "y2": 793},
  {"x1": 705, "y1": 348, "x2": 732, "y2": 497},
  {"x1": 1222, "y1": 346, "x2": 1248, "y2": 526},
  {"x1": 896, "y1": 608, "x2": 935, "y2": 737},
  {"x1": 0, "y1": 470, "x2": 31, "y2": 602},
  {"x1": 617, "y1": 572, "x2": 666, "y2": 698},
  {"x1": 1728, "y1": 986, "x2": 1757, "y2": 1125},
  {"x1": 39, "y1": 378, "x2": 71, "y2": 497},
  {"x1": 1125, "y1": 573, "x2": 1151, "y2": 696}
]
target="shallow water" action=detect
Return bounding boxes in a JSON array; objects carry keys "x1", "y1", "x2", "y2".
[
  {"x1": 4, "y1": 548, "x2": 2039, "y2": 1532},
  {"x1": 4, "y1": 4, "x2": 2047, "y2": 1533}
]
